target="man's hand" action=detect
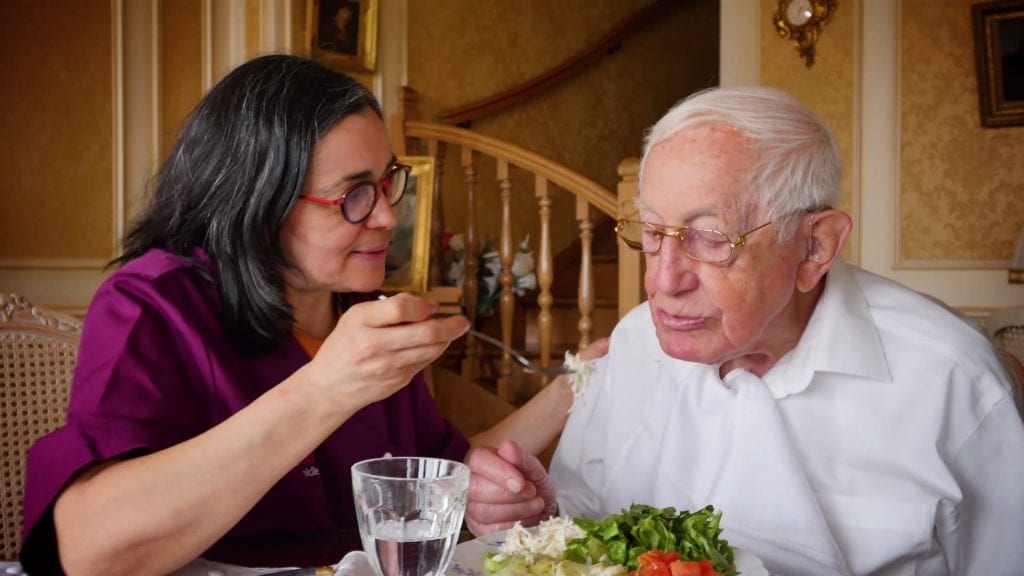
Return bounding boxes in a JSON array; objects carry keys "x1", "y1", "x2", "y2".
[{"x1": 464, "y1": 440, "x2": 557, "y2": 536}]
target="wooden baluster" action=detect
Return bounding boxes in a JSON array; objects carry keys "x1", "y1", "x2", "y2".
[
  {"x1": 427, "y1": 140, "x2": 447, "y2": 287},
  {"x1": 462, "y1": 148, "x2": 480, "y2": 379},
  {"x1": 535, "y1": 176, "x2": 553, "y2": 381},
  {"x1": 576, "y1": 198, "x2": 594, "y2": 349},
  {"x1": 617, "y1": 158, "x2": 643, "y2": 318},
  {"x1": 496, "y1": 160, "x2": 515, "y2": 401}
]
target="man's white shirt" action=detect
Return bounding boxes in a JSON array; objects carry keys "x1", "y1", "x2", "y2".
[{"x1": 550, "y1": 259, "x2": 1024, "y2": 576}]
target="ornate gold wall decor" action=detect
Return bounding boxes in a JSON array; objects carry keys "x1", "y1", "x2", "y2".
[{"x1": 772, "y1": 0, "x2": 838, "y2": 67}]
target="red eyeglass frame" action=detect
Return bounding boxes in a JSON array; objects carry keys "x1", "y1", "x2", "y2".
[{"x1": 298, "y1": 163, "x2": 411, "y2": 224}]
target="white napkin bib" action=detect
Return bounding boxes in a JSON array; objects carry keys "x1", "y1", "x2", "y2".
[{"x1": 708, "y1": 369, "x2": 849, "y2": 576}]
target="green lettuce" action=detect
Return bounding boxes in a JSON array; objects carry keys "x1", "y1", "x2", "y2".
[{"x1": 563, "y1": 504, "x2": 736, "y2": 575}]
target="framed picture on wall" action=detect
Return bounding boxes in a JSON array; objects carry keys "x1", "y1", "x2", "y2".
[
  {"x1": 972, "y1": 0, "x2": 1024, "y2": 127},
  {"x1": 383, "y1": 157, "x2": 435, "y2": 294},
  {"x1": 307, "y1": 0, "x2": 378, "y2": 72}
]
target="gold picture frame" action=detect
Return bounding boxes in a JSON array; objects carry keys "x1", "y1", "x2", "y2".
[
  {"x1": 383, "y1": 157, "x2": 435, "y2": 294},
  {"x1": 307, "y1": 0, "x2": 378, "y2": 72},
  {"x1": 972, "y1": 0, "x2": 1024, "y2": 127}
]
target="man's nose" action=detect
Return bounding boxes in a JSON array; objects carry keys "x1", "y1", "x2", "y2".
[{"x1": 653, "y1": 237, "x2": 699, "y2": 293}]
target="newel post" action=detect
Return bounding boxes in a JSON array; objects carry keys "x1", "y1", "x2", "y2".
[{"x1": 389, "y1": 86, "x2": 420, "y2": 157}]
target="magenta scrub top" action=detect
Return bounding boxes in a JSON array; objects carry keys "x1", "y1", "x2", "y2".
[{"x1": 20, "y1": 248, "x2": 469, "y2": 571}]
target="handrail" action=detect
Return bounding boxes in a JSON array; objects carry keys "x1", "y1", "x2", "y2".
[
  {"x1": 405, "y1": 121, "x2": 618, "y2": 217},
  {"x1": 438, "y1": 0, "x2": 686, "y2": 126}
]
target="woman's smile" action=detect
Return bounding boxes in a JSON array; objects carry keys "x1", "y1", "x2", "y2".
[{"x1": 349, "y1": 244, "x2": 389, "y2": 261}]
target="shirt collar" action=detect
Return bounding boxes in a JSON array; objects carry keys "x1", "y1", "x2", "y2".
[{"x1": 760, "y1": 258, "x2": 892, "y2": 398}]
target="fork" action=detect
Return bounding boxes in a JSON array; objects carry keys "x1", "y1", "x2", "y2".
[{"x1": 466, "y1": 329, "x2": 576, "y2": 376}]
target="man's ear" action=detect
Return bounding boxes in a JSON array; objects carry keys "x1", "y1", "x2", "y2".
[{"x1": 795, "y1": 209, "x2": 852, "y2": 293}]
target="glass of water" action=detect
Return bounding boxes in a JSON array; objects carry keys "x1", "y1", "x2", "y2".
[{"x1": 352, "y1": 456, "x2": 470, "y2": 576}]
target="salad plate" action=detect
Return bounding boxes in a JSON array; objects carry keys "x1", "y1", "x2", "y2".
[{"x1": 447, "y1": 530, "x2": 768, "y2": 576}]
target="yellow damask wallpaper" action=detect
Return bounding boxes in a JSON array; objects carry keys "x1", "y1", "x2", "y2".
[
  {"x1": 759, "y1": 0, "x2": 1024, "y2": 265},
  {"x1": 407, "y1": 0, "x2": 719, "y2": 254},
  {"x1": 900, "y1": 0, "x2": 1024, "y2": 263},
  {"x1": 0, "y1": 1, "x2": 114, "y2": 262},
  {"x1": 160, "y1": 0, "x2": 203, "y2": 166}
]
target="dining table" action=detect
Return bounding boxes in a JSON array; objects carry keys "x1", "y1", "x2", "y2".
[
  {"x1": 202, "y1": 529, "x2": 367, "y2": 567},
  {"x1": 0, "y1": 530, "x2": 476, "y2": 575}
]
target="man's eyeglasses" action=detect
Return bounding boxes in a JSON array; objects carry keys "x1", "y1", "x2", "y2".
[
  {"x1": 299, "y1": 163, "x2": 411, "y2": 224},
  {"x1": 614, "y1": 218, "x2": 774, "y2": 263}
]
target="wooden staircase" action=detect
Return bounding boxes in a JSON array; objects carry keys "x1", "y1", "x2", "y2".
[
  {"x1": 431, "y1": 246, "x2": 620, "y2": 465},
  {"x1": 393, "y1": 111, "x2": 644, "y2": 448},
  {"x1": 472, "y1": 215, "x2": 622, "y2": 404},
  {"x1": 390, "y1": 0, "x2": 691, "y2": 447}
]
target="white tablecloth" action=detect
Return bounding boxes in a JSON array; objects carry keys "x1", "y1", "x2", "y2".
[{"x1": 0, "y1": 551, "x2": 371, "y2": 576}]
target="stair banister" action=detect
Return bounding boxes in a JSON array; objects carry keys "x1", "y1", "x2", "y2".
[
  {"x1": 576, "y1": 198, "x2": 594, "y2": 349},
  {"x1": 536, "y1": 176, "x2": 554, "y2": 376},
  {"x1": 496, "y1": 160, "x2": 517, "y2": 400},
  {"x1": 403, "y1": 122, "x2": 618, "y2": 218},
  {"x1": 399, "y1": 116, "x2": 644, "y2": 404},
  {"x1": 461, "y1": 147, "x2": 480, "y2": 380}
]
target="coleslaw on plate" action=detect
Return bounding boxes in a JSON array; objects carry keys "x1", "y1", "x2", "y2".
[{"x1": 484, "y1": 516, "x2": 626, "y2": 576}]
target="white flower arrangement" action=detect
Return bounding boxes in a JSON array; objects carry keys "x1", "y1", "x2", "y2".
[{"x1": 443, "y1": 232, "x2": 537, "y2": 317}]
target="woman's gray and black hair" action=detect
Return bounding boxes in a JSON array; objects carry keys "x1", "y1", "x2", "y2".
[
  {"x1": 640, "y1": 86, "x2": 841, "y2": 241},
  {"x1": 113, "y1": 54, "x2": 382, "y2": 354}
]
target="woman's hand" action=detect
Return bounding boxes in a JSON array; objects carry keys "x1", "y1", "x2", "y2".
[{"x1": 305, "y1": 293, "x2": 469, "y2": 413}]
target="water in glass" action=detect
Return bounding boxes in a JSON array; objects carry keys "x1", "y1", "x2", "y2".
[{"x1": 352, "y1": 457, "x2": 470, "y2": 576}]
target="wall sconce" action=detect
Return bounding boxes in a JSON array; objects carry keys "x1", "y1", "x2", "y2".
[
  {"x1": 772, "y1": 0, "x2": 838, "y2": 67},
  {"x1": 1011, "y1": 227, "x2": 1024, "y2": 284}
]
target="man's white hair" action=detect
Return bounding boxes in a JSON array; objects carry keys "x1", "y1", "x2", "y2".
[{"x1": 639, "y1": 86, "x2": 841, "y2": 240}]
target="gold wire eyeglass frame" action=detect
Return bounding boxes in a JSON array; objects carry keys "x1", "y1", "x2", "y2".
[{"x1": 614, "y1": 219, "x2": 774, "y2": 263}]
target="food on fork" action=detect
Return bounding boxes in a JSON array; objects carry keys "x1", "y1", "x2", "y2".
[
  {"x1": 483, "y1": 505, "x2": 735, "y2": 576},
  {"x1": 562, "y1": 351, "x2": 596, "y2": 402}
]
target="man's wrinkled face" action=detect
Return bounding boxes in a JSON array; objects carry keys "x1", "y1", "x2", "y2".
[{"x1": 640, "y1": 125, "x2": 806, "y2": 367}]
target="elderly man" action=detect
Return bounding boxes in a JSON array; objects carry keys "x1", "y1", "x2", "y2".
[{"x1": 465, "y1": 87, "x2": 1024, "y2": 575}]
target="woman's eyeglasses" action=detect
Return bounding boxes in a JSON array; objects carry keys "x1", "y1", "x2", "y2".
[{"x1": 299, "y1": 163, "x2": 411, "y2": 224}]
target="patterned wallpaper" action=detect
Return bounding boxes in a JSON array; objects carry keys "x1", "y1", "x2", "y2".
[
  {"x1": 0, "y1": 1, "x2": 114, "y2": 262},
  {"x1": 5, "y1": 0, "x2": 1018, "y2": 272},
  {"x1": 160, "y1": 0, "x2": 203, "y2": 172},
  {"x1": 900, "y1": 0, "x2": 1024, "y2": 264},
  {"x1": 759, "y1": 0, "x2": 856, "y2": 260},
  {"x1": 759, "y1": 0, "x2": 1024, "y2": 266},
  {"x1": 406, "y1": 0, "x2": 719, "y2": 253}
]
